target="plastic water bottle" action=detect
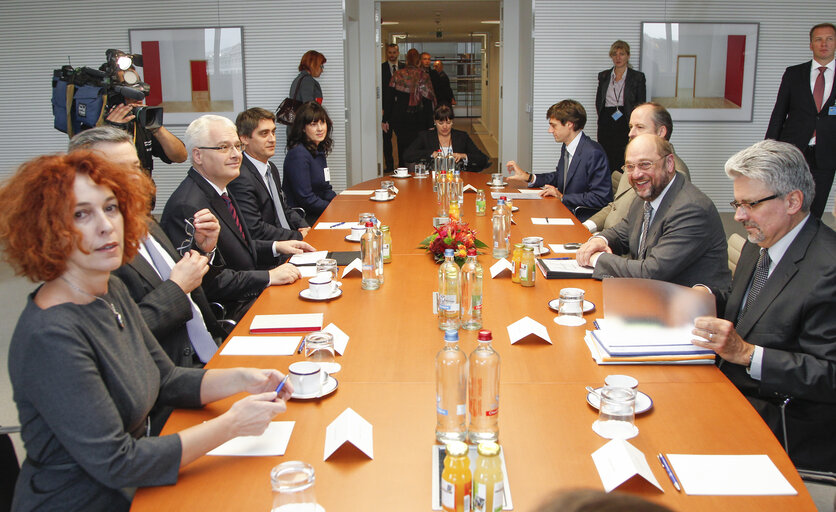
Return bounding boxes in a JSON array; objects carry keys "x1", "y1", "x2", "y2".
[
  {"x1": 435, "y1": 330, "x2": 467, "y2": 444},
  {"x1": 371, "y1": 215, "x2": 384, "y2": 284},
  {"x1": 468, "y1": 329, "x2": 500, "y2": 443},
  {"x1": 438, "y1": 248, "x2": 461, "y2": 330},
  {"x1": 447, "y1": 153, "x2": 456, "y2": 175},
  {"x1": 452, "y1": 170, "x2": 463, "y2": 206},
  {"x1": 437, "y1": 170, "x2": 448, "y2": 216},
  {"x1": 492, "y1": 199, "x2": 509, "y2": 258},
  {"x1": 360, "y1": 221, "x2": 381, "y2": 290},
  {"x1": 475, "y1": 189, "x2": 486, "y2": 217},
  {"x1": 461, "y1": 248, "x2": 483, "y2": 331}
]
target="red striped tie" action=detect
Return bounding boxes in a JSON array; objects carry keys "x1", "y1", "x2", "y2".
[{"x1": 221, "y1": 193, "x2": 246, "y2": 240}]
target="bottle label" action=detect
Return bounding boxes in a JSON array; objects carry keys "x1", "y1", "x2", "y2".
[
  {"x1": 456, "y1": 404, "x2": 466, "y2": 416},
  {"x1": 441, "y1": 479, "x2": 455, "y2": 508},
  {"x1": 439, "y1": 295, "x2": 459, "y2": 312},
  {"x1": 437, "y1": 405, "x2": 448, "y2": 416},
  {"x1": 520, "y1": 263, "x2": 529, "y2": 280},
  {"x1": 362, "y1": 264, "x2": 373, "y2": 271},
  {"x1": 473, "y1": 296, "x2": 483, "y2": 310},
  {"x1": 382, "y1": 244, "x2": 390, "y2": 258},
  {"x1": 473, "y1": 482, "x2": 487, "y2": 512},
  {"x1": 486, "y1": 407, "x2": 499, "y2": 416},
  {"x1": 493, "y1": 481, "x2": 505, "y2": 512}
]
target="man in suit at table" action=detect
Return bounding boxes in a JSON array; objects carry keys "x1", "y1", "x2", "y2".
[
  {"x1": 584, "y1": 102, "x2": 690, "y2": 233},
  {"x1": 576, "y1": 134, "x2": 730, "y2": 292},
  {"x1": 692, "y1": 140, "x2": 836, "y2": 472},
  {"x1": 381, "y1": 43, "x2": 403, "y2": 172},
  {"x1": 766, "y1": 23, "x2": 836, "y2": 219},
  {"x1": 506, "y1": 99, "x2": 612, "y2": 222},
  {"x1": 162, "y1": 115, "x2": 315, "y2": 321},
  {"x1": 229, "y1": 108, "x2": 309, "y2": 241}
]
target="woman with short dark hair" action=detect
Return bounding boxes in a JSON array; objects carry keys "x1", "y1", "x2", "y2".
[{"x1": 403, "y1": 104, "x2": 489, "y2": 172}]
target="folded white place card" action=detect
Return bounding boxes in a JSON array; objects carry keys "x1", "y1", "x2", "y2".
[
  {"x1": 322, "y1": 322, "x2": 349, "y2": 355},
  {"x1": 208, "y1": 421, "x2": 295, "y2": 456},
  {"x1": 463, "y1": 184, "x2": 478, "y2": 193},
  {"x1": 340, "y1": 189, "x2": 376, "y2": 195},
  {"x1": 667, "y1": 454, "x2": 796, "y2": 495},
  {"x1": 220, "y1": 336, "x2": 302, "y2": 356},
  {"x1": 314, "y1": 221, "x2": 357, "y2": 229},
  {"x1": 324, "y1": 407, "x2": 374, "y2": 460},
  {"x1": 531, "y1": 217, "x2": 574, "y2": 226},
  {"x1": 490, "y1": 258, "x2": 514, "y2": 278},
  {"x1": 250, "y1": 313, "x2": 324, "y2": 334},
  {"x1": 591, "y1": 439, "x2": 663, "y2": 493},
  {"x1": 289, "y1": 250, "x2": 329, "y2": 266},
  {"x1": 507, "y1": 316, "x2": 551, "y2": 344},
  {"x1": 341, "y1": 258, "x2": 362, "y2": 278}
]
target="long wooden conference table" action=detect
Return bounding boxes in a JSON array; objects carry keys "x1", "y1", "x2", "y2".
[{"x1": 132, "y1": 172, "x2": 815, "y2": 511}]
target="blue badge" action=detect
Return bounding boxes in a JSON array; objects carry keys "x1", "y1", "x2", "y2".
[
  {"x1": 829, "y1": 106, "x2": 836, "y2": 116},
  {"x1": 611, "y1": 109, "x2": 623, "y2": 121}
]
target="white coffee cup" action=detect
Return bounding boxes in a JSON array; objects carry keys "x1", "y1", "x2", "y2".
[
  {"x1": 395, "y1": 167, "x2": 408, "y2": 176},
  {"x1": 374, "y1": 188, "x2": 389, "y2": 200},
  {"x1": 349, "y1": 225, "x2": 365, "y2": 240},
  {"x1": 308, "y1": 272, "x2": 338, "y2": 298},
  {"x1": 289, "y1": 361, "x2": 328, "y2": 396}
]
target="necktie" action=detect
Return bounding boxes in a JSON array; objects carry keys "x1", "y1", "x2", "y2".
[
  {"x1": 638, "y1": 202, "x2": 653, "y2": 258},
  {"x1": 392, "y1": 64, "x2": 396, "y2": 75},
  {"x1": 738, "y1": 248, "x2": 771, "y2": 324},
  {"x1": 267, "y1": 164, "x2": 291, "y2": 230},
  {"x1": 561, "y1": 148, "x2": 570, "y2": 193},
  {"x1": 143, "y1": 237, "x2": 218, "y2": 363},
  {"x1": 814, "y1": 66, "x2": 826, "y2": 113},
  {"x1": 221, "y1": 192, "x2": 246, "y2": 240}
]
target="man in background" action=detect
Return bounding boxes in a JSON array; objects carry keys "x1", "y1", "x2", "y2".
[{"x1": 381, "y1": 43, "x2": 402, "y2": 173}]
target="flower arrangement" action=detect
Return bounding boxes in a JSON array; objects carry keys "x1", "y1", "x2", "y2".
[{"x1": 418, "y1": 219, "x2": 489, "y2": 265}]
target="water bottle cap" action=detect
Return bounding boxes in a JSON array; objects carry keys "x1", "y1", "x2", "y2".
[
  {"x1": 477, "y1": 441, "x2": 500, "y2": 457},
  {"x1": 444, "y1": 330, "x2": 458, "y2": 342},
  {"x1": 500, "y1": 196, "x2": 507, "y2": 200},
  {"x1": 477, "y1": 329, "x2": 492, "y2": 341},
  {"x1": 444, "y1": 248, "x2": 454, "y2": 257},
  {"x1": 365, "y1": 221, "x2": 374, "y2": 227},
  {"x1": 467, "y1": 248, "x2": 477, "y2": 256}
]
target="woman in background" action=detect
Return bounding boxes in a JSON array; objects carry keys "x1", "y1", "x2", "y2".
[
  {"x1": 595, "y1": 40, "x2": 646, "y2": 171},
  {"x1": 289, "y1": 50, "x2": 326, "y2": 105},
  {"x1": 0, "y1": 152, "x2": 292, "y2": 511},
  {"x1": 283, "y1": 102, "x2": 336, "y2": 225},
  {"x1": 403, "y1": 104, "x2": 488, "y2": 172},
  {"x1": 385, "y1": 48, "x2": 436, "y2": 164}
]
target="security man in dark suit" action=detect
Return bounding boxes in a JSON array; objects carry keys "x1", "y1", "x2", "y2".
[
  {"x1": 766, "y1": 23, "x2": 836, "y2": 218},
  {"x1": 381, "y1": 43, "x2": 403, "y2": 172}
]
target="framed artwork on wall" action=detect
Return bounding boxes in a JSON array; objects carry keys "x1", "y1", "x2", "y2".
[
  {"x1": 640, "y1": 22, "x2": 759, "y2": 122},
  {"x1": 129, "y1": 27, "x2": 245, "y2": 125}
]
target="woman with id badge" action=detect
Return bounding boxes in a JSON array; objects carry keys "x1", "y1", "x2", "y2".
[
  {"x1": 595, "y1": 40, "x2": 646, "y2": 171},
  {"x1": 283, "y1": 102, "x2": 336, "y2": 225}
]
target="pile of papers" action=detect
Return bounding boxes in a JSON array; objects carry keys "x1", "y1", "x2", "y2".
[{"x1": 585, "y1": 318, "x2": 715, "y2": 365}]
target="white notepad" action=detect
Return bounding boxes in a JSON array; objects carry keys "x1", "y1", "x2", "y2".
[
  {"x1": 208, "y1": 421, "x2": 295, "y2": 456},
  {"x1": 220, "y1": 336, "x2": 302, "y2": 356},
  {"x1": 250, "y1": 313, "x2": 324, "y2": 334},
  {"x1": 667, "y1": 454, "x2": 797, "y2": 495}
]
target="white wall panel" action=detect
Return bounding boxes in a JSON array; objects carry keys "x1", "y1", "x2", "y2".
[
  {"x1": 533, "y1": 0, "x2": 834, "y2": 212},
  {"x1": 0, "y1": 0, "x2": 345, "y2": 214}
]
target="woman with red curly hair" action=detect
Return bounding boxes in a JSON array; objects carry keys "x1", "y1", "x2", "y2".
[
  {"x1": 0, "y1": 152, "x2": 293, "y2": 511},
  {"x1": 289, "y1": 49, "x2": 326, "y2": 105}
]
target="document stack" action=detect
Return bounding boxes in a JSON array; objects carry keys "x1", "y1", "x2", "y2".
[{"x1": 586, "y1": 319, "x2": 715, "y2": 365}]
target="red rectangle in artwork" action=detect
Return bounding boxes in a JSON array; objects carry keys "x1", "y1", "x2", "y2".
[
  {"x1": 140, "y1": 41, "x2": 162, "y2": 106},
  {"x1": 190, "y1": 60, "x2": 209, "y2": 92},
  {"x1": 724, "y1": 35, "x2": 746, "y2": 107}
]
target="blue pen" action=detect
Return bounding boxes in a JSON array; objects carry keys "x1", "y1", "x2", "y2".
[
  {"x1": 275, "y1": 375, "x2": 290, "y2": 395},
  {"x1": 657, "y1": 453, "x2": 681, "y2": 492},
  {"x1": 330, "y1": 221, "x2": 346, "y2": 228},
  {"x1": 543, "y1": 257, "x2": 572, "y2": 260}
]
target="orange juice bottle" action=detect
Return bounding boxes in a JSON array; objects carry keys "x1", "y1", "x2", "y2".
[
  {"x1": 449, "y1": 200, "x2": 460, "y2": 220},
  {"x1": 510, "y1": 244, "x2": 523, "y2": 284},
  {"x1": 441, "y1": 441, "x2": 472, "y2": 512},
  {"x1": 472, "y1": 442, "x2": 504, "y2": 512}
]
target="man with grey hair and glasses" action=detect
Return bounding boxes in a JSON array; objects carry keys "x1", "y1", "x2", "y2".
[{"x1": 692, "y1": 139, "x2": 836, "y2": 472}]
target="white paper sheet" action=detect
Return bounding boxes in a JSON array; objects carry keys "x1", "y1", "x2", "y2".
[
  {"x1": 341, "y1": 258, "x2": 362, "y2": 277},
  {"x1": 220, "y1": 336, "x2": 302, "y2": 356},
  {"x1": 531, "y1": 217, "x2": 574, "y2": 225},
  {"x1": 517, "y1": 188, "x2": 542, "y2": 194},
  {"x1": 490, "y1": 258, "x2": 514, "y2": 278},
  {"x1": 208, "y1": 421, "x2": 295, "y2": 456},
  {"x1": 490, "y1": 192, "x2": 543, "y2": 200},
  {"x1": 591, "y1": 439, "x2": 663, "y2": 493},
  {"x1": 507, "y1": 316, "x2": 552, "y2": 344},
  {"x1": 322, "y1": 323, "x2": 349, "y2": 355},
  {"x1": 324, "y1": 408, "x2": 374, "y2": 460},
  {"x1": 289, "y1": 250, "x2": 329, "y2": 266},
  {"x1": 299, "y1": 266, "x2": 319, "y2": 278},
  {"x1": 314, "y1": 221, "x2": 359, "y2": 229},
  {"x1": 667, "y1": 454, "x2": 797, "y2": 495},
  {"x1": 550, "y1": 243, "x2": 580, "y2": 253},
  {"x1": 340, "y1": 189, "x2": 377, "y2": 195},
  {"x1": 250, "y1": 313, "x2": 324, "y2": 334}
]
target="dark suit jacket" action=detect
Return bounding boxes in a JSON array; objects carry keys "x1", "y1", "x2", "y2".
[
  {"x1": 381, "y1": 61, "x2": 403, "y2": 118},
  {"x1": 766, "y1": 61, "x2": 836, "y2": 170},
  {"x1": 161, "y1": 168, "x2": 272, "y2": 319},
  {"x1": 717, "y1": 216, "x2": 836, "y2": 471},
  {"x1": 595, "y1": 67, "x2": 646, "y2": 121},
  {"x1": 113, "y1": 221, "x2": 224, "y2": 368},
  {"x1": 228, "y1": 154, "x2": 307, "y2": 241},
  {"x1": 402, "y1": 129, "x2": 489, "y2": 171},
  {"x1": 595, "y1": 174, "x2": 731, "y2": 293},
  {"x1": 282, "y1": 144, "x2": 336, "y2": 225},
  {"x1": 531, "y1": 132, "x2": 612, "y2": 220}
]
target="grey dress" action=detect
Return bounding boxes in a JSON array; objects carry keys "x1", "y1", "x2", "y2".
[
  {"x1": 8, "y1": 276, "x2": 205, "y2": 511},
  {"x1": 289, "y1": 70, "x2": 322, "y2": 104}
]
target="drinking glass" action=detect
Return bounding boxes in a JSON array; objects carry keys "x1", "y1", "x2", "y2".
[
  {"x1": 315, "y1": 258, "x2": 338, "y2": 282},
  {"x1": 270, "y1": 461, "x2": 317, "y2": 511},
  {"x1": 558, "y1": 288, "x2": 584, "y2": 318},
  {"x1": 592, "y1": 386, "x2": 637, "y2": 439},
  {"x1": 303, "y1": 331, "x2": 335, "y2": 366}
]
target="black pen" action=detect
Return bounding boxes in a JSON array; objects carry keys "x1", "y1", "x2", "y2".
[{"x1": 657, "y1": 453, "x2": 681, "y2": 492}]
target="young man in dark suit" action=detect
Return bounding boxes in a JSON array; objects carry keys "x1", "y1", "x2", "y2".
[
  {"x1": 229, "y1": 108, "x2": 309, "y2": 241},
  {"x1": 766, "y1": 23, "x2": 836, "y2": 218},
  {"x1": 693, "y1": 140, "x2": 836, "y2": 472},
  {"x1": 506, "y1": 100, "x2": 612, "y2": 221},
  {"x1": 381, "y1": 43, "x2": 402, "y2": 172}
]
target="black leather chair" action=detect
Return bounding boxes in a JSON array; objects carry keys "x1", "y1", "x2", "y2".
[{"x1": 0, "y1": 425, "x2": 20, "y2": 512}]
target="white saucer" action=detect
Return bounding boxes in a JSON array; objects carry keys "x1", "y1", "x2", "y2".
[
  {"x1": 592, "y1": 419, "x2": 639, "y2": 440},
  {"x1": 548, "y1": 299, "x2": 595, "y2": 314},
  {"x1": 554, "y1": 315, "x2": 586, "y2": 326},
  {"x1": 299, "y1": 288, "x2": 342, "y2": 301},
  {"x1": 488, "y1": 181, "x2": 507, "y2": 188},
  {"x1": 392, "y1": 173, "x2": 410, "y2": 178},
  {"x1": 316, "y1": 362, "x2": 341, "y2": 374},
  {"x1": 344, "y1": 235, "x2": 362, "y2": 242},
  {"x1": 586, "y1": 388, "x2": 653, "y2": 414},
  {"x1": 535, "y1": 247, "x2": 550, "y2": 256},
  {"x1": 413, "y1": 173, "x2": 429, "y2": 179},
  {"x1": 492, "y1": 205, "x2": 519, "y2": 212},
  {"x1": 291, "y1": 375, "x2": 338, "y2": 400},
  {"x1": 370, "y1": 194, "x2": 396, "y2": 202}
]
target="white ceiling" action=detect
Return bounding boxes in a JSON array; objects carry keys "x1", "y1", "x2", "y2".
[{"x1": 380, "y1": 1, "x2": 501, "y2": 41}]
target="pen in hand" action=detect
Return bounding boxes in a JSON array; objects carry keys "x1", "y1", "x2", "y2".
[
  {"x1": 657, "y1": 453, "x2": 681, "y2": 492},
  {"x1": 275, "y1": 375, "x2": 290, "y2": 396}
]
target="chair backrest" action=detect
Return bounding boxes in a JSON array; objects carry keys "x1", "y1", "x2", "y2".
[
  {"x1": 727, "y1": 233, "x2": 746, "y2": 275},
  {"x1": 0, "y1": 431, "x2": 20, "y2": 512}
]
